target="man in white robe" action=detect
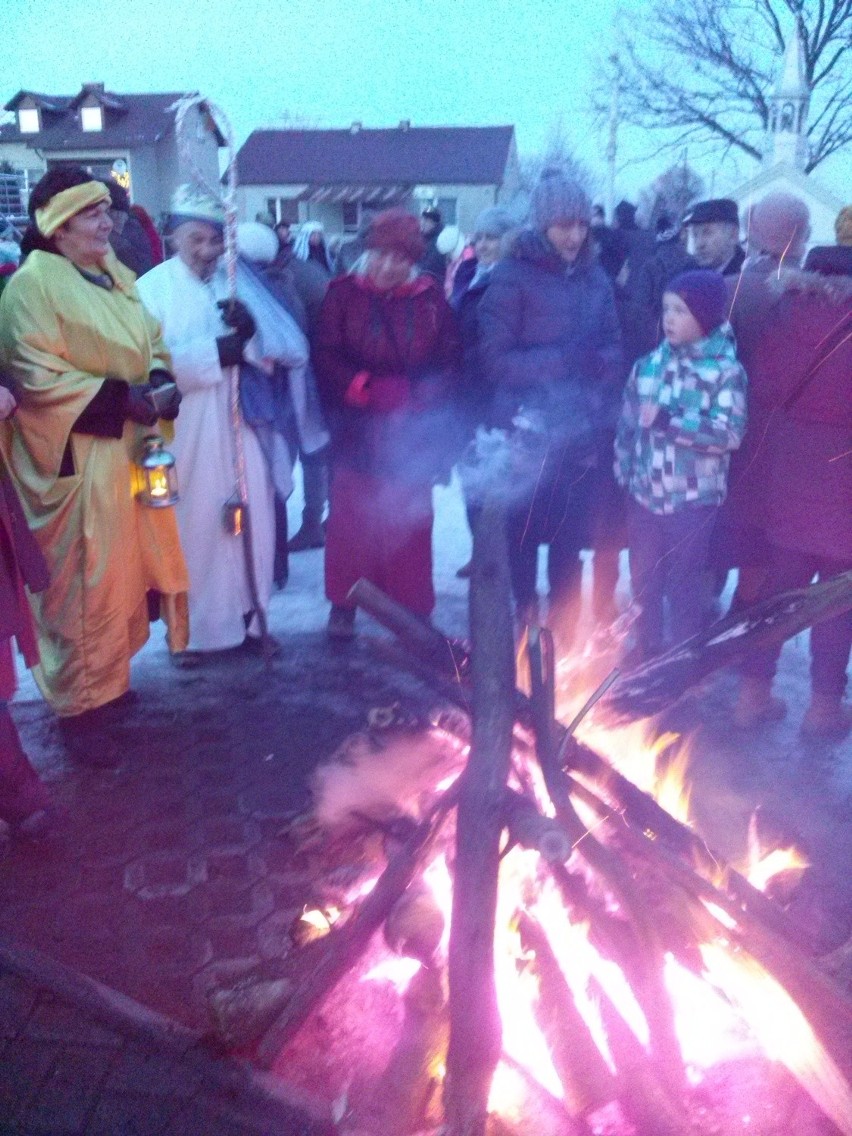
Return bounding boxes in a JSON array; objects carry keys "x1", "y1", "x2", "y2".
[{"x1": 137, "y1": 187, "x2": 275, "y2": 654}]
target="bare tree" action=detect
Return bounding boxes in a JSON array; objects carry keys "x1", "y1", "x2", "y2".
[
  {"x1": 518, "y1": 116, "x2": 599, "y2": 196},
  {"x1": 636, "y1": 162, "x2": 706, "y2": 229},
  {"x1": 609, "y1": 0, "x2": 852, "y2": 172}
]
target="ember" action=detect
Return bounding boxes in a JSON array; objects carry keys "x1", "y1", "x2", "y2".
[{"x1": 207, "y1": 532, "x2": 852, "y2": 1136}]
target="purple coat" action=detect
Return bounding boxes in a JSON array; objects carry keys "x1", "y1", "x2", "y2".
[{"x1": 749, "y1": 269, "x2": 852, "y2": 561}]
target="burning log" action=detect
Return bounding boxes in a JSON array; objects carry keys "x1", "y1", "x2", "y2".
[
  {"x1": 443, "y1": 503, "x2": 517, "y2": 1136},
  {"x1": 354, "y1": 964, "x2": 448, "y2": 1136},
  {"x1": 351, "y1": 580, "x2": 817, "y2": 957},
  {"x1": 595, "y1": 985, "x2": 692, "y2": 1136},
  {"x1": 502, "y1": 788, "x2": 572, "y2": 864},
  {"x1": 526, "y1": 626, "x2": 686, "y2": 1104},
  {"x1": 603, "y1": 570, "x2": 852, "y2": 722},
  {"x1": 516, "y1": 911, "x2": 616, "y2": 1118},
  {"x1": 207, "y1": 781, "x2": 458, "y2": 1062}
]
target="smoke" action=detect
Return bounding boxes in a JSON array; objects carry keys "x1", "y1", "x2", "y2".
[{"x1": 311, "y1": 722, "x2": 467, "y2": 835}]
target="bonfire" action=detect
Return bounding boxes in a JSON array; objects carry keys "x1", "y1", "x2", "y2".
[{"x1": 207, "y1": 498, "x2": 852, "y2": 1136}]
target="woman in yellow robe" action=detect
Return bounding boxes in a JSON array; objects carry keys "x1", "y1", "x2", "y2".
[{"x1": 0, "y1": 168, "x2": 188, "y2": 759}]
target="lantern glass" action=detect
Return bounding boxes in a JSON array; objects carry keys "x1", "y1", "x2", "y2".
[{"x1": 137, "y1": 434, "x2": 179, "y2": 508}]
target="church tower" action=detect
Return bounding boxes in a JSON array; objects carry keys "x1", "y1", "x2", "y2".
[{"x1": 766, "y1": 29, "x2": 810, "y2": 169}]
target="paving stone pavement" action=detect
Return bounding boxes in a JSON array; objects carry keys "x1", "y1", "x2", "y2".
[{"x1": 0, "y1": 483, "x2": 849, "y2": 1130}]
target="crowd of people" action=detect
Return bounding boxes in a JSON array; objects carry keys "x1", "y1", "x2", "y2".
[{"x1": 0, "y1": 161, "x2": 849, "y2": 834}]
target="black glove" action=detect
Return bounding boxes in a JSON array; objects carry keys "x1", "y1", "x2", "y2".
[
  {"x1": 126, "y1": 385, "x2": 159, "y2": 427},
  {"x1": 148, "y1": 367, "x2": 176, "y2": 388},
  {"x1": 217, "y1": 298, "x2": 256, "y2": 343},
  {"x1": 217, "y1": 333, "x2": 245, "y2": 369}
]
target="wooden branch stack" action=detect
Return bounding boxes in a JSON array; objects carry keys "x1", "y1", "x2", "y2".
[{"x1": 206, "y1": 543, "x2": 852, "y2": 1136}]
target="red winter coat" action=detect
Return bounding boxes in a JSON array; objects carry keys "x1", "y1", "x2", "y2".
[
  {"x1": 314, "y1": 271, "x2": 461, "y2": 483},
  {"x1": 748, "y1": 269, "x2": 852, "y2": 561}
]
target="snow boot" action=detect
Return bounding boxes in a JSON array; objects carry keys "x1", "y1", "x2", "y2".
[
  {"x1": 288, "y1": 510, "x2": 325, "y2": 553},
  {"x1": 800, "y1": 696, "x2": 852, "y2": 742},
  {"x1": 734, "y1": 677, "x2": 787, "y2": 729},
  {"x1": 327, "y1": 604, "x2": 356, "y2": 641}
]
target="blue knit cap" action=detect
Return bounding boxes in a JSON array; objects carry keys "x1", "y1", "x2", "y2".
[
  {"x1": 530, "y1": 170, "x2": 592, "y2": 230},
  {"x1": 666, "y1": 270, "x2": 728, "y2": 335},
  {"x1": 472, "y1": 206, "x2": 515, "y2": 239}
]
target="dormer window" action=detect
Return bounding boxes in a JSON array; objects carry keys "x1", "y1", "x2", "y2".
[
  {"x1": 81, "y1": 105, "x2": 103, "y2": 132},
  {"x1": 18, "y1": 107, "x2": 40, "y2": 134}
]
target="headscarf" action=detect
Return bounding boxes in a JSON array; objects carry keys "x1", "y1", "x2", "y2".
[
  {"x1": 293, "y1": 221, "x2": 325, "y2": 262},
  {"x1": 35, "y1": 181, "x2": 111, "y2": 238}
]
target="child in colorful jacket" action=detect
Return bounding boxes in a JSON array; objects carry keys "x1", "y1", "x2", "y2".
[{"x1": 614, "y1": 270, "x2": 747, "y2": 660}]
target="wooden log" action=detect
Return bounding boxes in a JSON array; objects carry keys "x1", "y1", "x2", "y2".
[
  {"x1": 354, "y1": 964, "x2": 448, "y2": 1136},
  {"x1": 517, "y1": 911, "x2": 617, "y2": 1117},
  {"x1": 443, "y1": 503, "x2": 517, "y2": 1136},
  {"x1": 502, "y1": 788, "x2": 572, "y2": 864},
  {"x1": 596, "y1": 984, "x2": 692, "y2": 1136},
  {"x1": 353, "y1": 581, "x2": 807, "y2": 953},
  {"x1": 348, "y1": 577, "x2": 470, "y2": 679},
  {"x1": 603, "y1": 570, "x2": 852, "y2": 722},
  {"x1": 567, "y1": 779, "x2": 852, "y2": 1083},
  {"x1": 207, "y1": 783, "x2": 457, "y2": 1062},
  {"x1": 526, "y1": 626, "x2": 686, "y2": 1103}
]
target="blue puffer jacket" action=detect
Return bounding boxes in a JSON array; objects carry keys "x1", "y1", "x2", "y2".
[{"x1": 477, "y1": 229, "x2": 623, "y2": 459}]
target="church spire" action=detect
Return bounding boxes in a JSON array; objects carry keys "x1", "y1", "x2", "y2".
[{"x1": 766, "y1": 28, "x2": 809, "y2": 169}]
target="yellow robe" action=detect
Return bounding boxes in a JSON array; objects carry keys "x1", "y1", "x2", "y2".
[{"x1": 0, "y1": 249, "x2": 189, "y2": 716}]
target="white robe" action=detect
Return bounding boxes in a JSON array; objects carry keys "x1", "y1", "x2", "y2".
[{"x1": 137, "y1": 257, "x2": 274, "y2": 651}]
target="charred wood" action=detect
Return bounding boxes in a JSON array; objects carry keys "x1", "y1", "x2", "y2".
[
  {"x1": 207, "y1": 784, "x2": 457, "y2": 1062},
  {"x1": 444, "y1": 503, "x2": 517, "y2": 1136},
  {"x1": 517, "y1": 910, "x2": 617, "y2": 1117}
]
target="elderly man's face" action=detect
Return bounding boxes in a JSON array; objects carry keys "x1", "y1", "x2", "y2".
[
  {"x1": 171, "y1": 220, "x2": 224, "y2": 282},
  {"x1": 690, "y1": 221, "x2": 739, "y2": 269}
]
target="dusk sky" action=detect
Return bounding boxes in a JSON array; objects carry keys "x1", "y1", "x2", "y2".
[{"x1": 4, "y1": 0, "x2": 849, "y2": 202}]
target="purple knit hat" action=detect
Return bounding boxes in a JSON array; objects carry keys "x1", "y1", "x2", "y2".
[{"x1": 666, "y1": 270, "x2": 728, "y2": 335}]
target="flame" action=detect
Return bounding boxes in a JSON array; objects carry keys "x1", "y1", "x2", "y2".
[
  {"x1": 299, "y1": 906, "x2": 340, "y2": 932},
  {"x1": 362, "y1": 956, "x2": 422, "y2": 993},
  {"x1": 745, "y1": 844, "x2": 810, "y2": 892},
  {"x1": 700, "y1": 944, "x2": 852, "y2": 1136}
]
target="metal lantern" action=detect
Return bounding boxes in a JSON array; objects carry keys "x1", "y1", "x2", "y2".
[{"x1": 136, "y1": 434, "x2": 179, "y2": 508}]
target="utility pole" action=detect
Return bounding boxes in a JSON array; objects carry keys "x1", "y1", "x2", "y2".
[{"x1": 606, "y1": 52, "x2": 620, "y2": 222}]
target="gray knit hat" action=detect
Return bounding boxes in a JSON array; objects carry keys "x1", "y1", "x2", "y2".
[
  {"x1": 472, "y1": 206, "x2": 515, "y2": 239},
  {"x1": 530, "y1": 170, "x2": 592, "y2": 230}
]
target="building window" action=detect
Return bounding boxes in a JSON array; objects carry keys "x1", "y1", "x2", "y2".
[
  {"x1": 437, "y1": 197, "x2": 457, "y2": 225},
  {"x1": 267, "y1": 197, "x2": 299, "y2": 224},
  {"x1": 342, "y1": 202, "x2": 359, "y2": 231},
  {"x1": 18, "y1": 108, "x2": 40, "y2": 134},
  {"x1": 81, "y1": 105, "x2": 104, "y2": 132}
]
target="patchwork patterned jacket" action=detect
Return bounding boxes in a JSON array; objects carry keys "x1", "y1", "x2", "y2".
[{"x1": 614, "y1": 324, "x2": 747, "y2": 515}]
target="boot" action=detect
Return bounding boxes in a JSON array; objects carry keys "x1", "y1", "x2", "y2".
[
  {"x1": 327, "y1": 604, "x2": 356, "y2": 641},
  {"x1": 734, "y1": 676, "x2": 787, "y2": 729},
  {"x1": 287, "y1": 509, "x2": 325, "y2": 552},
  {"x1": 800, "y1": 695, "x2": 852, "y2": 742}
]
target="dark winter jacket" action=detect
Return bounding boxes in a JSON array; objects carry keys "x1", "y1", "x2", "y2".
[
  {"x1": 477, "y1": 228, "x2": 623, "y2": 461},
  {"x1": 449, "y1": 256, "x2": 496, "y2": 432},
  {"x1": 418, "y1": 230, "x2": 448, "y2": 284},
  {"x1": 623, "y1": 236, "x2": 697, "y2": 362},
  {"x1": 749, "y1": 269, "x2": 852, "y2": 560},
  {"x1": 269, "y1": 248, "x2": 329, "y2": 339},
  {"x1": 721, "y1": 245, "x2": 746, "y2": 277},
  {"x1": 314, "y1": 271, "x2": 461, "y2": 482}
]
